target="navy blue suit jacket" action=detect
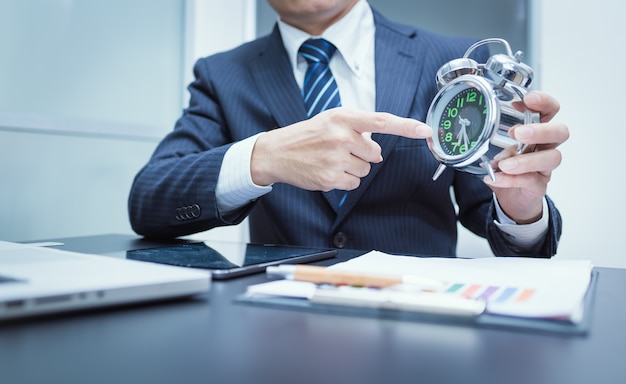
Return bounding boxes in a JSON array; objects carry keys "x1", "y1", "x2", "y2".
[{"x1": 128, "y1": 9, "x2": 561, "y2": 257}]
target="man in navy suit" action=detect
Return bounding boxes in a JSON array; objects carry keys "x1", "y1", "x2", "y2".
[{"x1": 128, "y1": 0, "x2": 569, "y2": 257}]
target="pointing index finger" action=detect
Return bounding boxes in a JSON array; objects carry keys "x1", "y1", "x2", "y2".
[{"x1": 342, "y1": 110, "x2": 432, "y2": 138}]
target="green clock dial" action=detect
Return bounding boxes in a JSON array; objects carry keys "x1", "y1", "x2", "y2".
[{"x1": 437, "y1": 86, "x2": 487, "y2": 157}]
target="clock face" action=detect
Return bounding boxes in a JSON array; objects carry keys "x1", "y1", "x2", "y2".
[{"x1": 436, "y1": 85, "x2": 487, "y2": 157}]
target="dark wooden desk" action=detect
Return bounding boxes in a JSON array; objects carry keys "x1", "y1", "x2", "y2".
[{"x1": 1, "y1": 234, "x2": 625, "y2": 384}]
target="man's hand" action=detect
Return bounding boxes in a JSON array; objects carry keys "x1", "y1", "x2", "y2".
[
  {"x1": 484, "y1": 91, "x2": 569, "y2": 223},
  {"x1": 251, "y1": 108, "x2": 432, "y2": 191}
]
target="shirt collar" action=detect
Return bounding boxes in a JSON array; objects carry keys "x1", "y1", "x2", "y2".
[{"x1": 276, "y1": 0, "x2": 375, "y2": 78}]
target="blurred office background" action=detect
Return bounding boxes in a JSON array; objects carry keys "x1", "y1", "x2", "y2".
[{"x1": 1, "y1": 0, "x2": 623, "y2": 267}]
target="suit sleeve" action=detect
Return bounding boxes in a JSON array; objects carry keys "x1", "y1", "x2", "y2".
[
  {"x1": 127, "y1": 58, "x2": 253, "y2": 238},
  {"x1": 486, "y1": 195, "x2": 562, "y2": 257}
]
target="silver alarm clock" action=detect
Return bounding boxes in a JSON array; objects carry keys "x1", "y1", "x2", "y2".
[{"x1": 426, "y1": 38, "x2": 539, "y2": 181}]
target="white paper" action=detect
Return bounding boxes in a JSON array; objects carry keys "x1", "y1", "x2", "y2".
[
  {"x1": 246, "y1": 280, "x2": 317, "y2": 299},
  {"x1": 329, "y1": 251, "x2": 593, "y2": 320}
]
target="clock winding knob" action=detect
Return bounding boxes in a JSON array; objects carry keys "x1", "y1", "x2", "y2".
[
  {"x1": 484, "y1": 53, "x2": 533, "y2": 88},
  {"x1": 435, "y1": 58, "x2": 479, "y2": 89}
]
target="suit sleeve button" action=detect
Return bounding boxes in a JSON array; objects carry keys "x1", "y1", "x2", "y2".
[{"x1": 191, "y1": 204, "x2": 201, "y2": 218}]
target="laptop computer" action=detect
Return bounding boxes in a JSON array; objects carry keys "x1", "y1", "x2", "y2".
[{"x1": 0, "y1": 240, "x2": 211, "y2": 321}]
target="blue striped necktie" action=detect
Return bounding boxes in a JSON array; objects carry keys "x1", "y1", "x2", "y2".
[{"x1": 299, "y1": 38, "x2": 341, "y2": 117}]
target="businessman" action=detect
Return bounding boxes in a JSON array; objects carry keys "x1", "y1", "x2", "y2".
[{"x1": 128, "y1": 0, "x2": 568, "y2": 257}]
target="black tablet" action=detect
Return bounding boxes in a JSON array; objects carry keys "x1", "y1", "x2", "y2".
[{"x1": 126, "y1": 241, "x2": 337, "y2": 279}]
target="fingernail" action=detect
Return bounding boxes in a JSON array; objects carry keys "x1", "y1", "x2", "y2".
[
  {"x1": 524, "y1": 92, "x2": 541, "y2": 106},
  {"x1": 417, "y1": 124, "x2": 432, "y2": 137},
  {"x1": 498, "y1": 158, "x2": 518, "y2": 172},
  {"x1": 493, "y1": 151, "x2": 507, "y2": 161},
  {"x1": 514, "y1": 126, "x2": 533, "y2": 140}
]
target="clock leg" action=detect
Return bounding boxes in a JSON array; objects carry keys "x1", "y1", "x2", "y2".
[
  {"x1": 481, "y1": 155, "x2": 496, "y2": 182},
  {"x1": 432, "y1": 164, "x2": 447, "y2": 181}
]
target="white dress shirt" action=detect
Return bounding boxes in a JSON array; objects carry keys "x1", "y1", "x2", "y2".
[{"x1": 214, "y1": 0, "x2": 548, "y2": 249}]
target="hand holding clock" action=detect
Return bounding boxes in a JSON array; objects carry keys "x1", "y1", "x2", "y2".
[{"x1": 483, "y1": 91, "x2": 569, "y2": 224}]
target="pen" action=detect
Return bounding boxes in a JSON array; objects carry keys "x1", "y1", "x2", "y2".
[{"x1": 266, "y1": 264, "x2": 445, "y2": 289}]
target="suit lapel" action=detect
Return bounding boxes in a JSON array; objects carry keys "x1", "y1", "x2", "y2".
[
  {"x1": 249, "y1": 26, "x2": 307, "y2": 129},
  {"x1": 334, "y1": 10, "x2": 427, "y2": 224}
]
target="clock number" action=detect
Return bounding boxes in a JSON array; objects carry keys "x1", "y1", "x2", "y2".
[
  {"x1": 456, "y1": 98, "x2": 464, "y2": 108},
  {"x1": 445, "y1": 132, "x2": 453, "y2": 142},
  {"x1": 478, "y1": 94, "x2": 487, "y2": 114},
  {"x1": 466, "y1": 91, "x2": 477, "y2": 103},
  {"x1": 442, "y1": 120, "x2": 451, "y2": 129},
  {"x1": 447, "y1": 107, "x2": 458, "y2": 118},
  {"x1": 459, "y1": 144, "x2": 467, "y2": 153}
]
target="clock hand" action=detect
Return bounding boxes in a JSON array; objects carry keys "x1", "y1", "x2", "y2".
[
  {"x1": 456, "y1": 128, "x2": 464, "y2": 145},
  {"x1": 458, "y1": 116, "x2": 471, "y2": 147}
]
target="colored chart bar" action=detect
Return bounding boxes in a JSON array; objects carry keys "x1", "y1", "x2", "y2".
[
  {"x1": 461, "y1": 284, "x2": 481, "y2": 299},
  {"x1": 495, "y1": 287, "x2": 517, "y2": 303},
  {"x1": 477, "y1": 286, "x2": 499, "y2": 301},
  {"x1": 516, "y1": 288, "x2": 535, "y2": 302},
  {"x1": 446, "y1": 283, "x2": 464, "y2": 293}
]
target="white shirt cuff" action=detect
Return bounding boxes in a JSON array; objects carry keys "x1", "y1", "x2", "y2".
[
  {"x1": 215, "y1": 133, "x2": 272, "y2": 215},
  {"x1": 493, "y1": 194, "x2": 549, "y2": 249}
]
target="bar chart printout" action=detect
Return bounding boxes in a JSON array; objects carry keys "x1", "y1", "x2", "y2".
[{"x1": 330, "y1": 251, "x2": 593, "y2": 321}]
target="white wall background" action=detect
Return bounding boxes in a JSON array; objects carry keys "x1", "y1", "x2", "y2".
[
  {"x1": 1, "y1": 0, "x2": 624, "y2": 268},
  {"x1": 0, "y1": 0, "x2": 255, "y2": 244},
  {"x1": 454, "y1": 0, "x2": 626, "y2": 268},
  {"x1": 533, "y1": 0, "x2": 626, "y2": 268}
]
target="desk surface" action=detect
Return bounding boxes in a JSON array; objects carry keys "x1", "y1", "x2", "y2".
[{"x1": 2, "y1": 234, "x2": 625, "y2": 384}]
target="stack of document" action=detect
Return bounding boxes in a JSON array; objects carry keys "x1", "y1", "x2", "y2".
[{"x1": 245, "y1": 251, "x2": 594, "y2": 323}]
